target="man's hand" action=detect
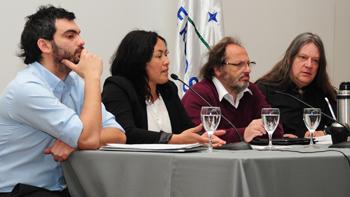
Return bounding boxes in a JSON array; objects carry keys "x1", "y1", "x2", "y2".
[
  {"x1": 305, "y1": 130, "x2": 326, "y2": 138},
  {"x1": 283, "y1": 133, "x2": 298, "y2": 138},
  {"x1": 243, "y1": 119, "x2": 266, "y2": 142},
  {"x1": 44, "y1": 140, "x2": 75, "y2": 161},
  {"x1": 61, "y1": 49, "x2": 103, "y2": 80}
]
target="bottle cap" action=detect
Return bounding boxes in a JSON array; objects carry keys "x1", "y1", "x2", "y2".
[{"x1": 339, "y1": 82, "x2": 350, "y2": 90}]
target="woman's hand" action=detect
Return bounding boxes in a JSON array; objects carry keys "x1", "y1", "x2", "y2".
[
  {"x1": 169, "y1": 124, "x2": 226, "y2": 148},
  {"x1": 169, "y1": 124, "x2": 206, "y2": 144},
  {"x1": 201, "y1": 129, "x2": 226, "y2": 148}
]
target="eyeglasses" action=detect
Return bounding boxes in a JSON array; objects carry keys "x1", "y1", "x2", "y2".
[{"x1": 224, "y1": 61, "x2": 256, "y2": 68}]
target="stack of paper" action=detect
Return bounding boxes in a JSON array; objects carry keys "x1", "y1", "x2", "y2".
[
  {"x1": 100, "y1": 143, "x2": 206, "y2": 153},
  {"x1": 315, "y1": 134, "x2": 332, "y2": 144}
]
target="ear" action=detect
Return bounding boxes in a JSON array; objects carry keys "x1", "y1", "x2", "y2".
[
  {"x1": 37, "y1": 38, "x2": 52, "y2": 54},
  {"x1": 213, "y1": 66, "x2": 223, "y2": 77}
]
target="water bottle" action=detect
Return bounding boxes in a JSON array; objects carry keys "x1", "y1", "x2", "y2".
[
  {"x1": 330, "y1": 82, "x2": 350, "y2": 144},
  {"x1": 337, "y1": 82, "x2": 350, "y2": 127}
]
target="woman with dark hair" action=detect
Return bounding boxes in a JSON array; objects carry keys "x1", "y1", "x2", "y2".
[
  {"x1": 102, "y1": 30, "x2": 226, "y2": 145},
  {"x1": 256, "y1": 32, "x2": 336, "y2": 138}
]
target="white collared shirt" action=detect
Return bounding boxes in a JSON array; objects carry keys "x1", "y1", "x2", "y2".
[
  {"x1": 212, "y1": 77, "x2": 253, "y2": 108},
  {"x1": 146, "y1": 94, "x2": 172, "y2": 133}
]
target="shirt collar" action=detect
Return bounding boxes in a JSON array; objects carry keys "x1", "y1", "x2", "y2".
[
  {"x1": 212, "y1": 77, "x2": 252, "y2": 108},
  {"x1": 145, "y1": 94, "x2": 163, "y2": 105},
  {"x1": 29, "y1": 61, "x2": 74, "y2": 90}
]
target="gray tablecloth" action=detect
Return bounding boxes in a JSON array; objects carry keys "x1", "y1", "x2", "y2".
[{"x1": 62, "y1": 145, "x2": 350, "y2": 197}]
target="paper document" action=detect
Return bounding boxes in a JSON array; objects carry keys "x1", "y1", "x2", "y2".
[
  {"x1": 251, "y1": 145, "x2": 293, "y2": 150},
  {"x1": 315, "y1": 134, "x2": 332, "y2": 144},
  {"x1": 100, "y1": 143, "x2": 206, "y2": 152}
]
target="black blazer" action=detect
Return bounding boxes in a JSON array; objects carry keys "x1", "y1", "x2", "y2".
[{"x1": 102, "y1": 76, "x2": 194, "y2": 144}]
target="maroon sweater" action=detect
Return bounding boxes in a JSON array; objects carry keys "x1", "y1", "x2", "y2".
[{"x1": 182, "y1": 79, "x2": 284, "y2": 143}]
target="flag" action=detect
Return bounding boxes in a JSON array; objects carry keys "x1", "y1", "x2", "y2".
[{"x1": 174, "y1": 0, "x2": 224, "y2": 96}]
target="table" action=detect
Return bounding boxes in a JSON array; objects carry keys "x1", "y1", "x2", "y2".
[{"x1": 62, "y1": 145, "x2": 350, "y2": 197}]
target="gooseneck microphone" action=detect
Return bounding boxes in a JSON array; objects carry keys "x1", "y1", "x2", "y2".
[
  {"x1": 273, "y1": 90, "x2": 350, "y2": 131},
  {"x1": 171, "y1": 73, "x2": 252, "y2": 150},
  {"x1": 171, "y1": 74, "x2": 212, "y2": 106}
]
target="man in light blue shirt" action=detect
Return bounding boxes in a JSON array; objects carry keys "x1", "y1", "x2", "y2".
[{"x1": 0, "y1": 5, "x2": 126, "y2": 197}]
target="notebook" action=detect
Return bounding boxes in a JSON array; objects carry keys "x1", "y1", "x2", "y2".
[{"x1": 250, "y1": 138, "x2": 311, "y2": 146}]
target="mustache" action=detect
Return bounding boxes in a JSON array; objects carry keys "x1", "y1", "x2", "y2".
[
  {"x1": 239, "y1": 73, "x2": 250, "y2": 78},
  {"x1": 75, "y1": 47, "x2": 84, "y2": 55}
]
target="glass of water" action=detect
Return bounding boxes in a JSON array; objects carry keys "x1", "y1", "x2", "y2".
[
  {"x1": 303, "y1": 108, "x2": 321, "y2": 145},
  {"x1": 261, "y1": 108, "x2": 280, "y2": 149},
  {"x1": 200, "y1": 106, "x2": 221, "y2": 152}
]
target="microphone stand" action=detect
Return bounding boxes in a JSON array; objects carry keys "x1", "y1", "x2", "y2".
[{"x1": 171, "y1": 74, "x2": 252, "y2": 150}]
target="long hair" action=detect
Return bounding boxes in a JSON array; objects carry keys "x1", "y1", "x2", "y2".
[
  {"x1": 18, "y1": 5, "x2": 75, "y2": 64},
  {"x1": 110, "y1": 30, "x2": 166, "y2": 100},
  {"x1": 256, "y1": 32, "x2": 335, "y2": 101},
  {"x1": 200, "y1": 37, "x2": 242, "y2": 80}
]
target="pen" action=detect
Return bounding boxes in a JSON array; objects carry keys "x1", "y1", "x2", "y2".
[{"x1": 324, "y1": 97, "x2": 336, "y2": 120}]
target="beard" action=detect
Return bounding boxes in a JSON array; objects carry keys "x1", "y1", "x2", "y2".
[
  {"x1": 51, "y1": 41, "x2": 82, "y2": 73},
  {"x1": 221, "y1": 70, "x2": 249, "y2": 94}
]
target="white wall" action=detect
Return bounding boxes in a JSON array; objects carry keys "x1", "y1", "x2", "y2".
[
  {"x1": 223, "y1": 0, "x2": 350, "y2": 88},
  {"x1": 0, "y1": 0, "x2": 349, "y2": 92}
]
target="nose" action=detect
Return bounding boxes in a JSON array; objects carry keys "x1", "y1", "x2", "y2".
[
  {"x1": 243, "y1": 63, "x2": 251, "y2": 73},
  {"x1": 304, "y1": 58, "x2": 312, "y2": 68},
  {"x1": 77, "y1": 35, "x2": 85, "y2": 47},
  {"x1": 163, "y1": 55, "x2": 170, "y2": 67}
]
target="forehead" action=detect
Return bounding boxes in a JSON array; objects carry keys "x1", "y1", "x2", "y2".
[
  {"x1": 154, "y1": 38, "x2": 165, "y2": 48},
  {"x1": 54, "y1": 18, "x2": 80, "y2": 35},
  {"x1": 298, "y1": 42, "x2": 320, "y2": 57},
  {"x1": 154, "y1": 38, "x2": 167, "y2": 51},
  {"x1": 225, "y1": 44, "x2": 248, "y2": 59}
]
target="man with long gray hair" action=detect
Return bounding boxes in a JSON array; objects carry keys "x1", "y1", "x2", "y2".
[{"x1": 256, "y1": 32, "x2": 336, "y2": 138}]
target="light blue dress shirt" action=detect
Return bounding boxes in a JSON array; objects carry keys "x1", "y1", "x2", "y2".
[{"x1": 0, "y1": 62, "x2": 124, "y2": 192}]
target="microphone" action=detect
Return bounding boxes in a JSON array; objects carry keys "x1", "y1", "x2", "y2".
[
  {"x1": 272, "y1": 90, "x2": 350, "y2": 147},
  {"x1": 171, "y1": 73, "x2": 252, "y2": 150}
]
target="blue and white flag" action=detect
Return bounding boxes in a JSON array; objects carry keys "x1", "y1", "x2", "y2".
[{"x1": 174, "y1": 0, "x2": 224, "y2": 96}]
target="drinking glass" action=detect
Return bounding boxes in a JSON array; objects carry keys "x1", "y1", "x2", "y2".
[
  {"x1": 303, "y1": 108, "x2": 321, "y2": 145},
  {"x1": 261, "y1": 108, "x2": 280, "y2": 149},
  {"x1": 200, "y1": 106, "x2": 221, "y2": 152}
]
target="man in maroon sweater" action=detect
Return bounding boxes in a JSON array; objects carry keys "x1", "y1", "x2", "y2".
[{"x1": 182, "y1": 37, "x2": 283, "y2": 143}]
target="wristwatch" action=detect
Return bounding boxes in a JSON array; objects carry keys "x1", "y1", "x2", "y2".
[{"x1": 159, "y1": 131, "x2": 173, "y2": 144}]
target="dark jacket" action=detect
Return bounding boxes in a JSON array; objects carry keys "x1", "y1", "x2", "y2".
[
  {"x1": 256, "y1": 81, "x2": 336, "y2": 137},
  {"x1": 102, "y1": 76, "x2": 194, "y2": 144}
]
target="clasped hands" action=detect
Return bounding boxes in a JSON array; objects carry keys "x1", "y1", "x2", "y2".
[{"x1": 44, "y1": 140, "x2": 75, "y2": 162}]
